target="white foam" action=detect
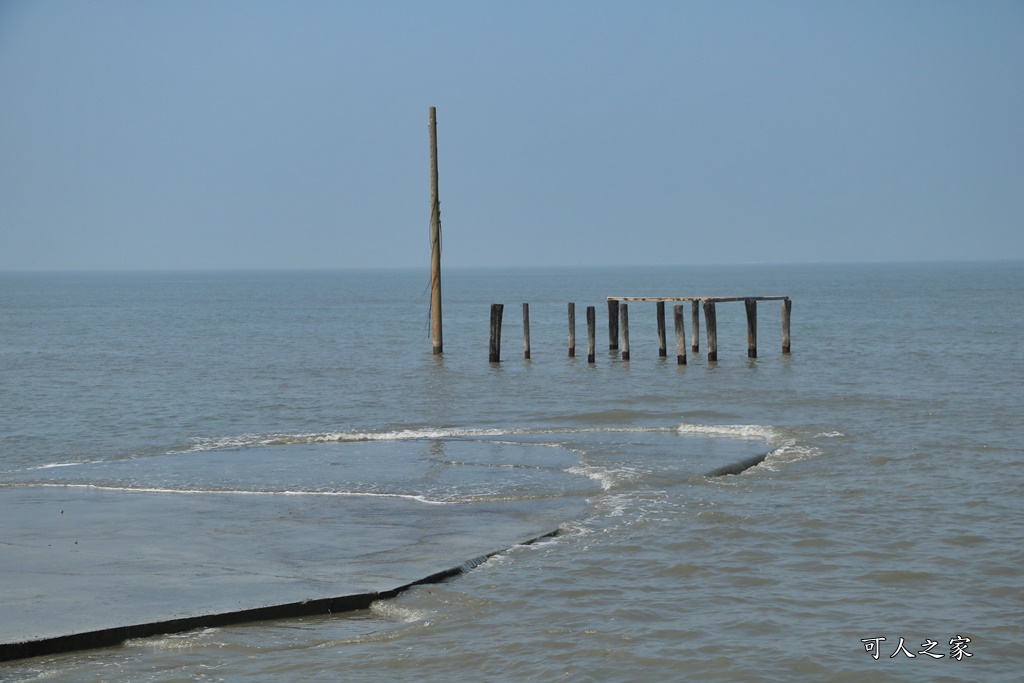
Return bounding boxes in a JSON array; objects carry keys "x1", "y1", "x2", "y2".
[
  {"x1": 177, "y1": 425, "x2": 679, "y2": 454},
  {"x1": 678, "y1": 421, "x2": 832, "y2": 473},
  {"x1": 177, "y1": 427, "x2": 516, "y2": 453},
  {"x1": 567, "y1": 464, "x2": 643, "y2": 492},
  {"x1": 370, "y1": 601, "x2": 430, "y2": 623},
  {"x1": 23, "y1": 482, "x2": 452, "y2": 504},
  {"x1": 676, "y1": 422, "x2": 781, "y2": 442},
  {"x1": 758, "y1": 443, "x2": 820, "y2": 471}
]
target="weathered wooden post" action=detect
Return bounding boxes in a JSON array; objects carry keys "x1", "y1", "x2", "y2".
[
  {"x1": 782, "y1": 297, "x2": 792, "y2": 354},
  {"x1": 587, "y1": 306, "x2": 596, "y2": 364},
  {"x1": 656, "y1": 301, "x2": 667, "y2": 357},
  {"x1": 673, "y1": 304, "x2": 687, "y2": 365},
  {"x1": 607, "y1": 300, "x2": 619, "y2": 351},
  {"x1": 745, "y1": 298, "x2": 757, "y2": 359},
  {"x1": 703, "y1": 300, "x2": 718, "y2": 362},
  {"x1": 489, "y1": 304, "x2": 503, "y2": 363},
  {"x1": 691, "y1": 300, "x2": 701, "y2": 353},
  {"x1": 428, "y1": 107, "x2": 443, "y2": 355},
  {"x1": 620, "y1": 303, "x2": 631, "y2": 361},
  {"x1": 568, "y1": 302, "x2": 576, "y2": 358},
  {"x1": 522, "y1": 303, "x2": 531, "y2": 360}
]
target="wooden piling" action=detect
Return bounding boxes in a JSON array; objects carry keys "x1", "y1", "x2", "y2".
[
  {"x1": 745, "y1": 298, "x2": 757, "y2": 359},
  {"x1": 703, "y1": 301, "x2": 718, "y2": 362},
  {"x1": 782, "y1": 298, "x2": 792, "y2": 354},
  {"x1": 587, "y1": 306, "x2": 596, "y2": 364},
  {"x1": 568, "y1": 302, "x2": 576, "y2": 358},
  {"x1": 522, "y1": 303, "x2": 531, "y2": 359},
  {"x1": 691, "y1": 300, "x2": 700, "y2": 353},
  {"x1": 620, "y1": 303, "x2": 630, "y2": 361},
  {"x1": 607, "y1": 300, "x2": 619, "y2": 351},
  {"x1": 656, "y1": 301, "x2": 667, "y2": 357},
  {"x1": 428, "y1": 107, "x2": 443, "y2": 355},
  {"x1": 673, "y1": 304, "x2": 687, "y2": 365},
  {"x1": 489, "y1": 304, "x2": 503, "y2": 363}
]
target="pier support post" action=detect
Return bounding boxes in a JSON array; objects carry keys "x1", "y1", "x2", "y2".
[
  {"x1": 620, "y1": 303, "x2": 630, "y2": 361},
  {"x1": 782, "y1": 298, "x2": 792, "y2": 354},
  {"x1": 673, "y1": 304, "x2": 687, "y2": 365},
  {"x1": 656, "y1": 301, "x2": 667, "y2": 357},
  {"x1": 522, "y1": 303, "x2": 531, "y2": 360},
  {"x1": 691, "y1": 300, "x2": 701, "y2": 354},
  {"x1": 703, "y1": 301, "x2": 718, "y2": 362},
  {"x1": 745, "y1": 298, "x2": 757, "y2": 359},
  {"x1": 428, "y1": 107, "x2": 443, "y2": 355},
  {"x1": 607, "y1": 300, "x2": 619, "y2": 351},
  {"x1": 568, "y1": 302, "x2": 576, "y2": 358},
  {"x1": 489, "y1": 304, "x2": 504, "y2": 363},
  {"x1": 587, "y1": 306, "x2": 596, "y2": 364}
]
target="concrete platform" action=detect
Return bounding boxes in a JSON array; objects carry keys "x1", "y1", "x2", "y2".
[
  {"x1": 1, "y1": 433, "x2": 765, "y2": 661},
  {"x1": 0, "y1": 475, "x2": 585, "y2": 660}
]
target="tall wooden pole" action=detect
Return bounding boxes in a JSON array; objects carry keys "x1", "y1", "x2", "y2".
[{"x1": 429, "y1": 107, "x2": 443, "y2": 355}]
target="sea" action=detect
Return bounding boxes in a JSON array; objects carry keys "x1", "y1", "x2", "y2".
[{"x1": 0, "y1": 262, "x2": 1021, "y2": 682}]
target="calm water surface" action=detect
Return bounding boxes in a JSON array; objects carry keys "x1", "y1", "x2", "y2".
[{"x1": 1, "y1": 263, "x2": 1021, "y2": 682}]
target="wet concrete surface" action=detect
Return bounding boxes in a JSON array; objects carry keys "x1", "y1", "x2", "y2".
[
  {"x1": 1, "y1": 434, "x2": 763, "y2": 660},
  {"x1": 0, "y1": 483, "x2": 583, "y2": 660}
]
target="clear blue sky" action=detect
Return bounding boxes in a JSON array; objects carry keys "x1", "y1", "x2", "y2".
[{"x1": 1, "y1": 1, "x2": 1021, "y2": 270}]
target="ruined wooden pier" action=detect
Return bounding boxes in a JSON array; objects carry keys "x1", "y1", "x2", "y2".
[
  {"x1": 488, "y1": 296, "x2": 791, "y2": 363},
  {"x1": 607, "y1": 296, "x2": 792, "y2": 362}
]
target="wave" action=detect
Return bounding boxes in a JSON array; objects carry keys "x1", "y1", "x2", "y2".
[
  {"x1": 175, "y1": 427, "x2": 516, "y2": 453},
  {"x1": 176, "y1": 425, "x2": 679, "y2": 454},
  {"x1": 566, "y1": 464, "x2": 645, "y2": 492},
  {"x1": 676, "y1": 421, "x2": 831, "y2": 473},
  {"x1": 675, "y1": 422, "x2": 782, "y2": 442}
]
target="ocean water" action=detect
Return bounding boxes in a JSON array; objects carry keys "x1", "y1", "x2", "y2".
[{"x1": 1, "y1": 262, "x2": 1021, "y2": 682}]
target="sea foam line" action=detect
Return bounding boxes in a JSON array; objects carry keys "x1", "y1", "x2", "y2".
[
  {"x1": 177, "y1": 426, "x2": 679, "y2": 454},
  {"x1": 12, "y1": 482, "x2": 452, "y2": 504},
  {"x1": 676, "y1": 421, "x2": 828, "y2": 472},
  {"x1": 676, "y1": 422, "x2": 781, "y2": 442}
]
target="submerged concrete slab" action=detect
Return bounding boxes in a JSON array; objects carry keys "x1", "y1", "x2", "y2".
[
  {"x1": 0, "y1": 483, "x2": 584, "y2": 661},
  {"x1": 0, "y1": 433, "x2": 767, "y2": 661}
]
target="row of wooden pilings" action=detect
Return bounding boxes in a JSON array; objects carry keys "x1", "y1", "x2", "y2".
[{"x1": 489, "y1": 297, "x2": 792, "y2": 364}]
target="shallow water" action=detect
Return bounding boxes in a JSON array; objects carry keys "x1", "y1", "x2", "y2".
[{"x1": 1, "y1": 262, "x2": 1021, "y2": 681}]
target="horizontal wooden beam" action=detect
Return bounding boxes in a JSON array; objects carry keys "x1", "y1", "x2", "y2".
[{"x1": 607, "y1": 296, "x2": 789, "y2": 303}]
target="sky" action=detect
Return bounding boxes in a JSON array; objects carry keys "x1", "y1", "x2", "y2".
[{"x1": 0, "y1": 1, "x2": 1021, "y2": 271}]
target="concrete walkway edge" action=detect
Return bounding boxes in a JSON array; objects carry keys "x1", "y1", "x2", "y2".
[{"x1": 1, "y1": 529, "x2": 559, "y2": 662}]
